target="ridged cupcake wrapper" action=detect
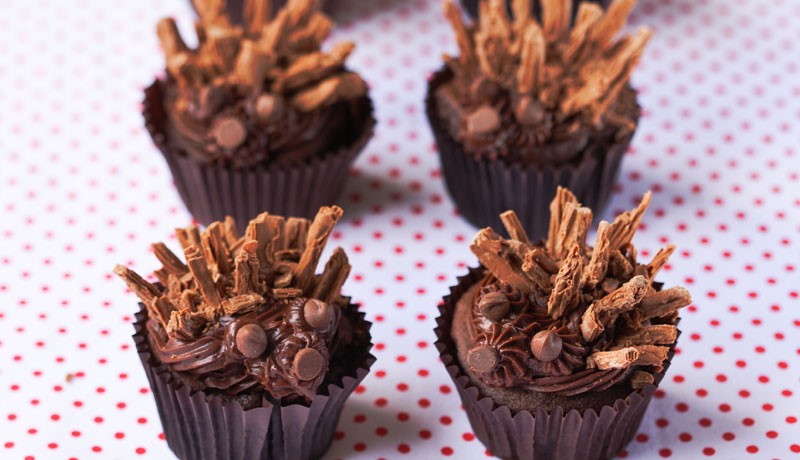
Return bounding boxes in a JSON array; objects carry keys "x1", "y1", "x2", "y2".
[
  {"x1": 143, "y1": 80, "x2": 375, "y2": 226},
  {"x1": 460, "y1": 0, "x2": 611, "y2": 19},
  {"x1": 426, "y1": 68, "x2": 633, "y2": 242},
  {"x1": 434, "y1": 267, "x2": 677, "y2": 460},
  {"x1": 134, "y1": 302, "x2": 375, "y2": 460}
]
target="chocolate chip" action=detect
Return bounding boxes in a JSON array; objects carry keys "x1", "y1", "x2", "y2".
[
  {"x1": 515, "y1": 96, "x2": 546, "y2": 126},
  {"x1": 530, "y1": 330, "x2": 563, "y2": 362},
  {"x1": 293, "y1": 348, "x2": 324, "y2": 381},
  {"x1": 255, "y1": 94, "x2": 283, "y2": 121},
  {"x1": 477, "y1": 291, "x2": 510, "y2": 322},
  {"x1": 466, "y1": 105, "x2": 501, "y2": 136},
  {"x1": 235, "y1": 323, "x2": 268, "y2": 358},
  {"x1": 212, "y1": 116, "x2": 247, "y2": 149},
  {"x1": 303, "y1": 299, "x2": 333, "y2": 330},
  {"x1": 467, "y1": 345, "x2": 499, "y2": 373}
]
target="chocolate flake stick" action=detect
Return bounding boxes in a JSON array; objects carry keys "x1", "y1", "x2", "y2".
[
  {"x1": 275, "y1": 41, "x2": 355, "y2": 92},
  {"x1": 553, "y1": 202, "x2": 592, "y2": 259},
  {"x1": 607, "y1": 191, "x2": 652, "y2": 251},
  {"x1": 193, "y1": 0, "x2": 231, "y2": 27},
  {"x1": 259, "y1": 8, "x2": 289, "y2": 53},
  {"x1": 156, "y1": 18, "x2": 188, "y2": 59},
  {"x1": 176, "y1": 225, "x2": 202, "y2": 252},
  {"x1": 243, "y1": 0, "x2": 272, "y2": 35},
  {"x1": 616, "y1": 325, "x2": 677, "y2": 346},
  {"x1": 184, "y1": 246, "x2": 223, "y2": 315},
  {"x1": 546, "y1": 187, "x2": 579, "y2": 255},
  {"x1": 288, "y1": 12, "x2": 334, "y2": 50},
  {"x1": 474, "y1": 0, "x2": 512, "y2": 81},
  {"x1": 587, "y1": 0, "x2": 637, "y2": 50},
  {"x1": 500, "y1": 210, "x2": 531, "y2": 246},
  {"x1": 637, "y1": 287, "x2": 691, "y2": 320},
  {"x1": 645, "y1": 244, "x2": 675, "y2": 281},
  {"x1": 582, "y1": 221, "x2": 611, "y2": 288},
  {"x1": 471, "y1": 227, "x2": 537, "y2": 294},
  {"x1": 223, "y1": 216, "x2": 239, "y2": 246},
  {"x1": 547, "y1": 244, "x2": 584, "y2": 318},
  {"x1": 511, "y1": 0, "x2": 531, "y2": 30},
  {"x1": 222, "y1": 293, "x2": 265, "y2": 315},
  {"x1": 311, "y1": 247, "x2": 351, "y2": 303},
  {"x1": 234, "y1": 241, "x2": 259, "y2": 295},
  {"x1": 233, "y1": 39, "x2": 272, "y2": 85},
  {"x1": 283, "y1": 218, "x2": 310, "y2": 251},
  {"x1": 630, "y1": 370, "x2": 655, "y2": 389},
  {"x1": 516, "y1": 23, "x2": 545, "y2": 95},
  {"x1": 245, "y1": 213, "x2": 274, "y2": 267},
  {"x1": 286, "y1": 0, "x2": 319, "y2": 29},
  {"x1": 590, "y1": 345, "x2": 669, "y2": 370},
  {"x1": 541, "y1": 0, "x2": 571, "y2": 41},
  {"x1": 292, "y1": 73, "x2": 367, "y2": 112},
  {"x1": 443, "y1": 1, "x2": 476, "y2": 71},
  {"x1": 293, "y1": 206, "x2": 343, "y2": 293},
  {"x1": 564, "y1": 3, "x2": 603, "y2": 62},
  {"x1": 152, "y1": 243, "x2": 189, "y2": 277},
  {"x1": 113, "y1": 265, "x2": 160, "y2": 304},
  {"x1": 202, "y1": 222, "x2": 233, "y2": 276},
  {"x1": 521, "y1": 247, "x2": 559, "y2": 291},
  {"x1": 581, "y1": 275, "x2": 647, "y2": 341}
]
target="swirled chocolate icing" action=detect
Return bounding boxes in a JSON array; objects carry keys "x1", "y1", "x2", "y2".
[
  {"x1": 155, "y1": 0, "x2": 371, "y2": 167},
  {"x1": 116, "y1": 206, "x2": 353, "y2": 403},
  {"x1": 460, "y1": 188, "x2": 692, "y2": 396},
  {"x1": 434, "y1": 0, "x2": 648, "y2": 166}
]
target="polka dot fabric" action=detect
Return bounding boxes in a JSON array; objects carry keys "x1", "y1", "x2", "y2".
[{"x1": 0, "y1": 0, "x2": 798, "y2": 458}]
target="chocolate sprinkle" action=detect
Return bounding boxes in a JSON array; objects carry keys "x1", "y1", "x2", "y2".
[
  {"x1": 477, "y1": 291, "x2": 510, "y2": 322},
  {"x1": 303, "y1": 298, "x2": 334, "y2": 330},
  {"x1": 530, "y1": 330, "x2": 563, "y2": 362},
  {"x1": 467, "y1": 345, "x2": 499, "y2": 373},
  {"x1": 212, "y1": 116, "x2": 247, "y2": 150}
]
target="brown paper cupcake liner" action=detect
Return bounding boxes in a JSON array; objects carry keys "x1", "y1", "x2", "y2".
[
  {"x1": 143, "y1": 80, "x2": 375, "y2": 226},
  {"x1": 426, "y1": 67, "x2": 633, "y2": 242},
  {"x1": 459, "y1": 0, "x2": 611, "y2": 19},
  {"x1": 134, "y1": 301, "x2": 374, "y2": 460},
  {"x1": 434, "y1": 267, "x2": 677, "y2": 460}
]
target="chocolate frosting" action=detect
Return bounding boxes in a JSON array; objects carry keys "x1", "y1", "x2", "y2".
[
  {"x1": 116, "y1": 206, "x2": 353, "y2": 403},
  {"x1": 462, "y1": 188, "x2": 692, "y2": 396}
]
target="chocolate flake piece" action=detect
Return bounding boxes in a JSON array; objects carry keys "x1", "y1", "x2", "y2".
[
  {"x1": 474, "y1": 0, "x2": 513, "y2": 81},
  {"x1": 587, "y1": 347, "x2": 638, "y2": 370},
  {"x1": 275, "y1": 41, "x2": 355, "y2": 92},
  {"x1": 581, "y1": 275, "x2": 648, "y2": 342},
  {"x1": 114, "y1": 265, "x2": 160, "y2": 304},
  {"x1": 607, "y1": 191, "x2": 652, "y2": 252},
  {"x1": 272, "y1": 287, "x2": 303, "y2": 298},
  {"x1": 176, "y1": 225, "x2": 202, "y2": 252},
  {"x1": 637, "y1": 287, "x2": 692, "y2": 321},
  {"x1": 185, "y1": 246, "x2": 223, "y2": 316},
  {"x1": 521, "y1": 247, "x2": 557, "y2": 291},
  {"x1": 582, "y1": 220, "x2": 611, "y2": 288},
  {"x1": 222, "y1": 293, "x2": 264, "y2": 316},
  {"x1": 233, "y1": 39, "x2": 271, "y2": 85},
  {"x1": 471, "y1": 227, "x2": 536, "y2": 294},
  {"x1": 616, "y1": 325, "x2": 677, "y2": 346},
  {"x1": 156, "y1": 18, "x2": 188, "y2": 59},
  {"x1": 546, "y1": 244, "x2": 584, "y2": 318},
  {"x1": 243, "y1": 0, "x2": 272, "y2": 35},
  {"x1": 212, "y1": 116, "x2": 247, "y2": 150},
  {"x1": 236, "y1": 323, "x2": 269, "y2": 358},
  {"x1": 310, "y1": 247, "x2": 350, "y2": 303},
  {"x1": 293, "y1": 348, "x2": 324, "y2": 381},
  {"x1": 293, "y1": 206, "x2": 343, "y2": 293},
  {"x1": 167, "y1": 308, "x2": 207, "y2": 339},
  {"x1": 291, "y1": 72, "x2": 367, "y2": 112},
  {"x1": 530, "y1": 330, "x2": 562, "y2": 362},
  {"x1": 478, "y1": 291, "x2": 510, "y2": 322},
  {"x1": 499, "y1": 210, "x2": 531, "y2": 246},
  {"x1": 645, "y1": 244, "x2": 675, "y2": 281},
  {"x1": 303, "y1": 299, "x2": 334, "y2": 330},
  {"x1": 541, "y1": 0, "x2": 572, "y2": 41},
  {"x1": 630, "y1": 370, "x2": 655, "y2": 389},
  {"x1": 466, "y1": 105, "x2": 501, "y2": 136},
  {"x1": 546, "y1": 187, "x2": 579, "y2": 255},
  {"x1": 467, "y1": 345, "x2": 500, "y2": 373},
  {"x1": 516, "y1": 25, "x2": 545, "y2": 95},
  {"x1": 552, "y1": 202, "x2": 592, "y2": 259},
  {"x1": 443, "y1": 0, "x2": 476, "y2": 71}
]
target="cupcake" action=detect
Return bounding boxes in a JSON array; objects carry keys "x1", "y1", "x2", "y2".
[
  {"x1": 115, "y1": 206, "x2": 374, "y2": 460},
  {"x1": 459, "y1": 0, "x2": 610, "y2": 20},
  {"x1": 427, "y1": 0, "x2": 650, "y2": 240},
  {"x1": 145, "y1": 0, "x2": 375, "y2": 225},
  {"x1": 434, "y1": 187, "x2": 691, "y2": 460}
]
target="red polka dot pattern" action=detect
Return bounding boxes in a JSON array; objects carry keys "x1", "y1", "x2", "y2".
[{"x1": 0, "y1": 0, "x2": 798, "y2": 458}]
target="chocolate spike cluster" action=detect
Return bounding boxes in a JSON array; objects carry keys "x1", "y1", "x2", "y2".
[
  {"x1": 442, "y1": 0, "x2": 651, "y2": 135},
  {"x1": 115, "y1": 206, "x2": 351, "y2": 401},
  {"x1": 466, "y1": 188, "x2": 691, "y2": 394},
  {"x1": 157, "y1": 0, "x2": 367, "y2": 161}
]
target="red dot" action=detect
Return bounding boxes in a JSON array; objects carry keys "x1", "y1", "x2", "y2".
[
  {"x1": 743, "y1": 417, "x2": 755, "y2": 426},
  {"x1": 462, "y1": 433, "x2": 475, "y2": 441},
  {"x1": 353, "y1": 443, "x2": 366, "y2": 452},
  {"x1": 790, "y1": 444, "x2": 800, "y2": 453},
  {"x1": 723, "y1": 432, "x2": 735, "y2": 441},
  {"x1": 699, "y1": 418, "x2": 712, "y2": 427},
  {"x1": 397, "y1": 444, "x2": 410, "y2": 454},
  {"x1": 659, "y1": 448, "x2": 672, "y2": 457},
  {"x1": 703, "y1": 447, "x2": 715, "y2": 456},
  {"x1": 419, "y1": 430, "x2": 431, "y2": 439},
  {"x1": 441, "y1": 447, "x2": 454, "y2": 456},
  {"x1": 679, "y1": 433, "x2": 692, "y2": 442},
  {"x1": 766, "y1": 430, "x2": 778, "y2": 439},
  {"x1": 746, "y1": 445, "x2": 758, "y2": 454},
  {"x1": 440, "y1": 416, "x2": 452, "y2": 426}
]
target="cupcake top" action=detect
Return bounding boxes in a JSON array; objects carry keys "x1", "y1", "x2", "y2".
[
  {"x1": 115, "y1": 206, "x2": 352, "y2": 402},
  {"x1": 157, "y1": 0, "x2": 369, "y2": 167},
  {"x1": 435, "y1": 0, "x2": 650, "y2": 165},
  {"x1": 465, "y1": 188, "x2": 691, "y2": 396}
]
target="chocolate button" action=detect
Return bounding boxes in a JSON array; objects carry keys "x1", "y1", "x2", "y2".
[
  {"x1": 478, "y1": 291, "x2": 510, "y2": 322},
  {"x1": 303, "y1": 299, "x2": 333, "y2": 330},
  {"x1": 467, "y1": 345, "x2": 499, "y2": 373},
  {"x1": 212, "y1": 116, "x2": 247, "y2": 149},
  {"x1": 293, "y1": 348, "x2": 324, "y2": 381},
  {"x1": 235, "y1": 323, "x2": 268, "y2": 358},
  {"x1": 466, "y1": 105, "x2": 501, "y2": 136},
  {"x1": 255, "y1": 94, "x2": 282, "y2": 121},
  {"x1": 515, "y1": 96, "x2": 545, "y2": 126},
  {"x1": 530, "y1": 330, "x2": 563, "y2": 362}
]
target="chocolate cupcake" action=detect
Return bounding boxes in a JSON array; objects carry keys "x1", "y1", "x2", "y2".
[
  {"x1": 459, "y1": 0, "x2": 610, "y2": 20},
  {"x1": 434, "y1": 187, "x2": 691, "y2": 460},
  {"x1": 427, "y1": 0, "x2": 649, "y2": 240},
  {"x1": 115, "y1": 206, "x2": 374, "y2": 460},
  {"x1": 145, "y1": 0, "x2": 375, "y2": 225}
]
